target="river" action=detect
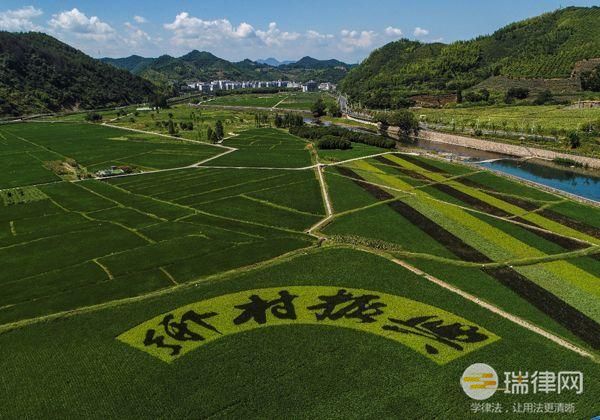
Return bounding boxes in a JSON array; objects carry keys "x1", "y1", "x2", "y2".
[{"x1": 412, "y1": 138, "x2": 600, "y2": 202}]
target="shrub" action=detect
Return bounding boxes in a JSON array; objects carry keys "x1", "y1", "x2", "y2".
[
  {"x1": 567, "y1": 131, "x2": 580, "y2": 149},
  {"x1": 464, "y1": 89, "x2": 490, "y2": 103},
  {"x1": 533, "y1": 90, "x2": 554, "y2": 105},
  {"x1": 85, "y1": 112, "x2": 103, "y2": 122},
  {"x1": 553, "y1": 157, "x2": 584, "y2": 168},
  {"x1": 215, "y1": 120, "x2": 224, "y2": 139}
]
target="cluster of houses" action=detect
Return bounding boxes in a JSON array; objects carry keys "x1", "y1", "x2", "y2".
[
  {"x1": 186, "y1": 79, "x2": 336, "y2": 93},
  {"x1": 95, "y1": 166, "x2": 133, "y2": 178}
]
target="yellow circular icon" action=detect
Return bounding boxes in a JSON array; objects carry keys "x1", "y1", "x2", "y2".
[{"x1": 461, "y1": 363, "x2": 499, "y2": 400}]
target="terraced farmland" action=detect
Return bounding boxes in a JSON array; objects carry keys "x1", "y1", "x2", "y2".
[{"x1": 1, "y1": 120, "x2": 599, "y2": 417}]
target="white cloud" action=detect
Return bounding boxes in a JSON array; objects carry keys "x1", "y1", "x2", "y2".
[
  {"x1": 305, "y1": 29, "x2": 335, "y2": 47},
  {"x1": 0, "y1": 5, "x2": 43, "y2": 31},
  {"x1": 164, "y1": 13, "x2": 257, "y2": 47},
  {"x1": 160, "y1": 12, "x2": 416, "y2": 60},
  {"x1": 6, "y1": 8, "x2": 420, "y2": 61},
  {"x1": 339, "y1": 29, "x2": 377, "y2": 52},
  {"x1": 413, "y1": 27, "x2": 429, "y2": 37},
  {"x1": 124, "y1": 22, "x2": 152, "y2": 45},
  {"x1": 45, "y1": 9, "x2": 160, "y2": 57},
  {"x1": 49, "y1": 8, "x2": 115, "y2": 40},
  {"x1": 385, "y1": 26, "x2": 403, "y2": 37},
  {"x1": 256, "y1": 22, "x2": 300, "y2": 47},
  {"x1": 306, "y1": 30, "x2": 333, "y2": 40}
]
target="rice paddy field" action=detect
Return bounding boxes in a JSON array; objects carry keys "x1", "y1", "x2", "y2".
[{"x1": 1, "y1": 120, "x2": 599, "y2": 418}]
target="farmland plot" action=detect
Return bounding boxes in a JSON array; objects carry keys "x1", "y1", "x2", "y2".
[
  {"x1": 322, "y1": 153, "x2": 600, "y2": 350},
  {"x1": 0, "y1": 122, "x2": 221, "y2": 188},
  {"x1": 206, "y1": 128, "x2": 313, "y2": 168},
  {"x1": 0, "y1": 123, "x2": 598, "y2": 418},
  {"x1": 0, "y1": 249, "x2": 599, "y2": 418}
]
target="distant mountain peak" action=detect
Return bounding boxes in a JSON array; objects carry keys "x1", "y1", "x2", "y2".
[{"x1": 256, "y1": 57, "x2": 295, "y2": 67}]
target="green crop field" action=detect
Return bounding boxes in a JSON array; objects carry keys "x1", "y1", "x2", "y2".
[
  {"x1": 113, "y1": 106, "x2": 260, "y2": 142},
  {"x1": 419, "y1": 105, "x2": 600, "y2": 133},
  {"x1": 418, "y1": 104, "x2": 600, "y2": 156},
  {"x1": 1, "y1": 121, "x2": 599, "y2": 418},
  {"x1": 209, "y1": 93, "x2": 290, "y2": 108},
  {"x1": 204, "y1": 92, "x2": 334, "y2": 111}
]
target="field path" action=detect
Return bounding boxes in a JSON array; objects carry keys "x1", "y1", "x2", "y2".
[
  {"x1": 271, "y1": 96, "x2": 289, "y2": 110},
  {"x1": 307, "y1": 164, "x2": 333, "y2": 239}
]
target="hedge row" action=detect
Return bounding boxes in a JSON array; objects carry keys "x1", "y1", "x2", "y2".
[
  {"x1": 317, "y1": 135, "x2": 351, "y2": 150},
  {"x1": 289, "y1": 125, "x2": 395, "y2": 149}
]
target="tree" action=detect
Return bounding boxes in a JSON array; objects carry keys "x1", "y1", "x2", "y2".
[
  {"x1": 375, "y1": 110, "x2": 420, "y2": 142},
  {"x1": 580, "y1": 64, "x2": 600, "y2": 92},
  {"x1": 329, "y1": 102, "x2": 342, "y2": 117},
  {"x1": 152, "y1": 94, "x2": 169, "y2": 111},
  {"x1": 317, "y1": 135, "x2": 351, "y2": 150},
  {"x1": 533, "y1": 90, "x2": 554, "y2": 105},
  {"x1": 311, "y1": 98, "x2": 326, "y2": 117},
  {"x1": 84, "y1": 112, "x2": 102, "y2": 122},
  {"x1": 167, "y1": 119, "x2": 177, "y2": 135},
  {"x1": 215, "y1": 120, "x2": 224, "y2": 140},
  {"x1": 504, "y1": 87, "x2": 529, "y2": 103},
  {"x1": 567, "y1": 131, "x2": 580, "y2": 149},
  {"x1": 274, "y1": 113, "x2": 284, "y2": 128}
]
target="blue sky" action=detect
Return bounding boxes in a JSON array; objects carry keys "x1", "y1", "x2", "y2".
[{"x1": 0, "y1": 1, "x2": 598, "y2": 61}]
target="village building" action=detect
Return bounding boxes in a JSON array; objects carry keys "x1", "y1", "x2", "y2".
[{"x1": 302, "y1": 80, "x2": 318, "y2": 92}]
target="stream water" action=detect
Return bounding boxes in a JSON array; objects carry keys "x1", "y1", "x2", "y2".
[
  {"x1": 413, "y1": 138, "x2": 600, "y2": 202},
  {"x1": 306, "y1": 118, "x2": 600, "y2": 202}
]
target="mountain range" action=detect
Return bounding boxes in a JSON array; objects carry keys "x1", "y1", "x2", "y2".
[
  {"x1": 341, "y1": 6, "x2": 600, "y2": 108},
  {"x1": 2, "y1": 6, "x2": 600, "y2": 116},
  {"x1": 101, "y1": 52, "x2": 353, "y2": 87}
]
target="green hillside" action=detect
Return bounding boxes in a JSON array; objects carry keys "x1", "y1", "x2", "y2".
[
  {"x1": 340, "y1": 6, "x2": 600, "y2": 107},
  {"x1": 100, "y1": 54, "x2": 155, "y2": 74},
  {"x1": 0, "y1": 32, "x2": 156, "y2": 116}
]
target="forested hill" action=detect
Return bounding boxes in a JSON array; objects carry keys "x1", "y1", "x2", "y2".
[
  {"x1": 102, "y1": 52, "x2": 353, "y2": 86},
  {"x1": 340, "y1": 6, "x2": 600, "y2": 107},
  {"x1": 0, "y1": 32, "x2": 156, "y2": 116}
]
